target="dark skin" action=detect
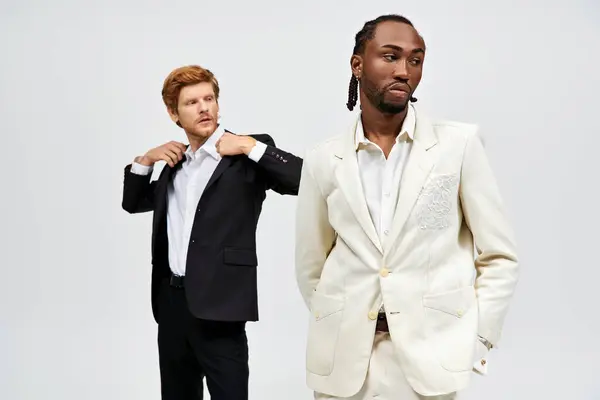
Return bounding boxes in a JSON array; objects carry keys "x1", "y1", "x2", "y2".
[{"x1": 351, "y1": 21, "x2": 426, "y2": 158}]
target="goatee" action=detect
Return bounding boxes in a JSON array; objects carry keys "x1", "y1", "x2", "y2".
[{"x1": 363, "y1": 77, "x2": 411, "y2": 115}]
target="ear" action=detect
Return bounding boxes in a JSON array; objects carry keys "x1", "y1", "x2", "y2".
[
  {"x1": 166, "y1": 106, "x2": 179, "y2": 124},
  {"x1": 350, "y1": 55, "x2": 363, "y2": 79}
]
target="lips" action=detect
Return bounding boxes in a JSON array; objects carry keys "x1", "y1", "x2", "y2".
[
  {"x1": 388, "y1": 83, "x2": 410, "y2": 93},
  {"x1": 197, "y1": 116, "x2": 212, "y2": 123}
]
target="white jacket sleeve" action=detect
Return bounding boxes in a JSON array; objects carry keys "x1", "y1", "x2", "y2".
[
  {"x1": 459, "y1": 129, "x2": 520, "y2": 347},
  {"x1": 294, "y1": 153, "x2": 336, "y2": 309}
]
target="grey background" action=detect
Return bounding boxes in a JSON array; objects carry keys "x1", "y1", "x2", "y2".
[{"x1": 1, "y1": 0, "x2": 599, "y2": 399}]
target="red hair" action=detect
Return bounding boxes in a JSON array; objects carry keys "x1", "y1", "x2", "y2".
[{"x1": 161, "y1": 65, "x2": 220, "y2": 112}]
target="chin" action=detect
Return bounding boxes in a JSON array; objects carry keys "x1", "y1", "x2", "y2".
[
  {"x1": 378, "y1": 102, "x2": 407, "y2": 114},
  {"x1": 194, "y1": 123, "x2": 217, "y2": 137}
]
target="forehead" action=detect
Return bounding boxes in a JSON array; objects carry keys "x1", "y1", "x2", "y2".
[
  {"x1": 366, "y1": 21, "x2": 424, "y2": 52},
  {"x1": 179, "y1": 82, "x2": 215, "y2": 100}
]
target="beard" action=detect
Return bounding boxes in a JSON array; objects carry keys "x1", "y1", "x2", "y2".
[{"x1": 362, "y1": 76, "x2": 410, "y2": 114}]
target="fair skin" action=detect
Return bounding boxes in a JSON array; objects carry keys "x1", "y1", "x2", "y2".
[{"x1": 135, "y1": 82, "x2": 257, "y2": 168}]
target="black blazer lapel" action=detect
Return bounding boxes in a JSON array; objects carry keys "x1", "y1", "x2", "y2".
[
  {"x1": 151, "y1": 160, "x2": 183, "y2": 266},
  {"x1": 201, "y1": 156, "x2": 233, "y2": 198},
  {"x1": 201, "y1": 128, "x2": 237, "y2": 194},
  {"x1": 199, "y1": 129, "x2": 239, "y2": 196},
  {"x1": 154, "y1": 159, "x2": 184, "y2": 217}
]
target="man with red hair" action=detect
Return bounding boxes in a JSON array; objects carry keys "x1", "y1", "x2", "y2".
[{"x1": 122, "y1": 64, "x2": 302, "y2": 400}]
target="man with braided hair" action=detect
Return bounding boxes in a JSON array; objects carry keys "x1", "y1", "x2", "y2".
[{"x1": 294, "y1": 14, "x2": 519, "y2": 399}]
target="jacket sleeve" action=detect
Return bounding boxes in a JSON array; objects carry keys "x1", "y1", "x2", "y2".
[
  {"x1": 294, "y1": 151, "x2": 336, "y2": 308},
  {"x1": 459, "y1": 129, "x2": 520, "y2": 347},
  {"x1": 251, "y1": 134, "x2": 303, "y2": 195},
  {"x1": 121, "y1": 163, "x2": 156, "y2": 214}
]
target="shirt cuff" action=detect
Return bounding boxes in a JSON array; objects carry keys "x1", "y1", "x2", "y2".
[
  {"x1": 130, "y1": 162, "x2": 153, "y2": 175},
  {"x1": 472, "y1": 340, "x2": 490, "y2": 375},
  {"x1": 247, "y1": 140, "x2": 267, "y2": 162}
]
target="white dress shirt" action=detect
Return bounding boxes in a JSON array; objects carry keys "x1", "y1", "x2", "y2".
[
  {"x1": 354, "y1": 104, "x2": 489, "y2": 374},
  {"x1": 130, "y1": 125, "x2": 267, "y2": 276},
  {"x1": 355, "y1": 106, "x2": 415, "y2": 246}
]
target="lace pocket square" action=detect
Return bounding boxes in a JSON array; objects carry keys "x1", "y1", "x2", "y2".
[{"x1": 415, "y1": 174, "x2": 459, "y2": 230}]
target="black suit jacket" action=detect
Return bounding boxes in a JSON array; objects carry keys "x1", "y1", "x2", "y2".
[{"x1": 122, "y1": 133, "x2": 302, "y2": 323}]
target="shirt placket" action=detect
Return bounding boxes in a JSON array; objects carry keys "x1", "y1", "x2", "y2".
[
  {"x1": 182, "y1": 155, "x2": 202, "y2": 257},
  {"x1": 380, "y1": 152, "x2": 393, "y2": 240}
]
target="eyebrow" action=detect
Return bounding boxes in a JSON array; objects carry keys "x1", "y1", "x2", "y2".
[
  {"x1": 381, "y1": 44, "x2": 425, "y2": 54},
  {"x1": 184, "y1": 94, "x2": 213, "y2": 102}
]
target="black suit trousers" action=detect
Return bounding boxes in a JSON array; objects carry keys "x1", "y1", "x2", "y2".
[{"x1": 156, "y1": 278, "x2": 249, "y2": 400}]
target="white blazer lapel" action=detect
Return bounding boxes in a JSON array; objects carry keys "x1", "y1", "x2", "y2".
[
  {"x1": 333, "y1": 115, "x2": 383, "y2": 254},
  {"x1": 384, "y1": 109, "x2": 439, "y2": 254}
]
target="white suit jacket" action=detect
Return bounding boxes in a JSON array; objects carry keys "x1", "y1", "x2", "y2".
[{"x1": 294, "y1": 107, "x2": 519, "y2": 397}]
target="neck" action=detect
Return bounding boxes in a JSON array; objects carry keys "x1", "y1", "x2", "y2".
[
  {"x1": 187, "y1": 137, "x2": 208, "y2": 153},
  {"x1": 186, "y1": 127, "x2": 216, "y2": 152}
]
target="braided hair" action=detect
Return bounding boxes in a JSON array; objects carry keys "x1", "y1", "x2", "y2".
[{"x1": 346, "y1": 14, "x2": 417, "y2": 111}]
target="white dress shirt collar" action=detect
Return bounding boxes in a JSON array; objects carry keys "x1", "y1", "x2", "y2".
[
  {"x1": 354, "y1": 103, "x2": 416, "y2": 150},
  {"x1": 185, "y1": 124, "x2": 225, "y2": 162}
]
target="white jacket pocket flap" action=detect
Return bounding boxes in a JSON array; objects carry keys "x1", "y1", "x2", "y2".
[
  {"x1": 310, "y1": 291, "x2": 344, "y2": 321},
  {"x1": 422, "y1": 286, "x2": 476, "y2": 318}
]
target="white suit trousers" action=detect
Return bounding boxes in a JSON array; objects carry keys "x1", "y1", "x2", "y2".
[{"x1": 314, "y1": 332, "x2": 458, "y2": 400}]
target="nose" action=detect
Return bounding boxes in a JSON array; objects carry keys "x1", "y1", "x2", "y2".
[
  {"x1": 197, "y1": 100, "x2": 209, "y2": 113},
  {"x1": 393, "y1": 60, "x2": 409, "y2": 80}
]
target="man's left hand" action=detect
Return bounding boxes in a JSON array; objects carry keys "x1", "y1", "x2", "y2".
[{"x1": 216, "y1": 132, "x2": 257, "y2": 156}]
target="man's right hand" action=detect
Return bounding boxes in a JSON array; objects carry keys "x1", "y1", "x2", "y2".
[{"x1": 134, "y1": 141, "x2": 187, "y2": 168}]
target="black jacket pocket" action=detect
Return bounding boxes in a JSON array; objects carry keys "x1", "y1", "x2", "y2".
[{"x1": 223, "y1": 247, "x2": 257, "y2": 267}]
